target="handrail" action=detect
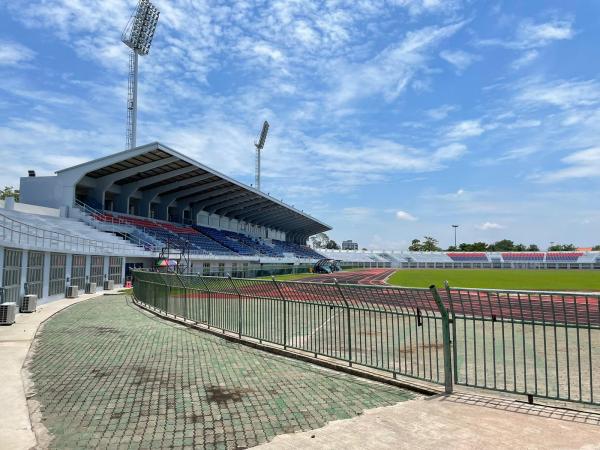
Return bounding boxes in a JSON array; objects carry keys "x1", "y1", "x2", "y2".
[
  {"x1": 74, "y1": 200, "x2": 160, "y2": 251},
  {"x1": 0, "y1": 211, "x2": 154, "y2": 255}
]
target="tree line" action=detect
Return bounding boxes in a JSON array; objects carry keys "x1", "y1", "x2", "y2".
[{"x1": 409, "y1": 236, "x2": 600, "y2": 252}]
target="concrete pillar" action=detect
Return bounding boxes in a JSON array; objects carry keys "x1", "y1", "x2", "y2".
[
  {"x1": 42, "y1": 252, "x2": 51, "y2": 299},
  {"x1": 19, "y1": 250, "x2": 28, "y2": 298},
  {"x1": 0, "y1": 247, "x2": 4, "y2": 296},
  {"x1": 121, "y1": 258, "x2": 127, "y2": 286},
  {"x1": 103, "y1": 256, "x2": 110, "y2": 283},
  {"x1": 65, "y1": 254, "x2": 73, "y2": 288},
  {"x1": 85, "y1": 254, "x2": 91, "y2": 280}
]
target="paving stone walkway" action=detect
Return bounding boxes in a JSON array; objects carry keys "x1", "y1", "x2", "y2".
[{"x1": 28, "y1": 295, "x2": 414, "y2": 449}]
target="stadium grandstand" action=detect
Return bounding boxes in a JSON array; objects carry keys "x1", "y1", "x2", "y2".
[
  {"x1": 0, "y1": 142, "x2": 329, "y2": 304},
  {"x1": 320, "y1": 249, "x2": 600, "y2": 270}
]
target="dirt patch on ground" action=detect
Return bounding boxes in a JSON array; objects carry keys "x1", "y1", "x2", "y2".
[{"x1": 205, "y1": 385, "x2": 254, "y2": 404}]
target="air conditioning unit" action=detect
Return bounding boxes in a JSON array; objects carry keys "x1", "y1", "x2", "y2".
[
  {"x1": 85, "y1": 282, "x2": 97, "y2": 294},
  {"x1": 66, "y1": 286, "x2": 79, "y2": 298},
  {"x1": 20, "y1": 295, "x2": 37, "y2": 313},
  {"x1": 104, "y1": 280, "x2": 114, "y2": 290},
  {"x1": 0, "y1": 302, "x2": 17, "y2": 325}
]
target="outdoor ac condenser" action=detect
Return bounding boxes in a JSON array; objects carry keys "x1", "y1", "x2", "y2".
[
  {"x1": 66, "y1": 286, "x2": 79, "y2": 298},
  {"x1": 20, "y1": 295, "x2": 37, "y2": 313},
  {"x1": 104, "y1": 280, "x2": 114, "y2": 290},
  {"x1": 0, "y1": 302, "x2": 17, "y2": 325},
  {"x1": 85, "y1": 282, "x2": 97, "y2": 294}
]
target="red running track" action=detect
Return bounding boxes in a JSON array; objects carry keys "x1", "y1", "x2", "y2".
[
  {"x1": 298, "y1": 268, "x2": 396, "y2": 285},
  {"x1": 161, "y1": 269, "x2": 600, "y2": 326}
]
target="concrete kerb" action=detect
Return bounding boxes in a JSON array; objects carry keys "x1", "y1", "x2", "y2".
[{"x1": 0, "y1": 288, "x2": 125, "y2": 450}]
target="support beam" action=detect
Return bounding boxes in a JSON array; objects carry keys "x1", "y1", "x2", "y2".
[
  {"x1": 114, "y1": 166, "x2": 198, "y2": 213},
  {"x1": 154, "y1": 179, "x2": 228, "y2": 220},
  {"x1": 90, "y1": 156, "x2": 178, "y2": 208},
  {"x1": 140, "y1": 179, "x2": 226, "y2": 218},
  {"x1": 196, "y1": 191, "x2": 248, "y2": 213},
  {"x1": 209, "y1": 195, "x2": 267, "y2": 215}
]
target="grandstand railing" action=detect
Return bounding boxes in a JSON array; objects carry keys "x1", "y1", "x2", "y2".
[
  {"x1": 132, "y1": 270, "x2": 454, "y2": 392},
  {"x1": 74, "y1": 200, "x2": 160, "y2": 252},
  {"x1": 132, "y1": 270, "x2": 600, "y2": 406},
  {"x1": 0, "y1": 211, "x2": 153, "y2": 255}
]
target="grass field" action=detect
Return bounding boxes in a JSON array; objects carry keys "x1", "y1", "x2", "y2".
[{"x1": 388, "y1": 269, "x2": 600, "y2": 291}]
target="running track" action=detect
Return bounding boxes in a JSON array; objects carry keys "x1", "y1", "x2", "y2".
[{"x1": 153, "y1": 269, "x2": 600, "y2": 326}]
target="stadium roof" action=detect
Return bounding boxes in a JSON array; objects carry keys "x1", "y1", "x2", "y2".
[{"x1": 57, "y1": 142, "x2": 331, "y2": 237}]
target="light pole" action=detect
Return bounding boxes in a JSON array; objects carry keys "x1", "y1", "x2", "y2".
[{"x1": 452, "y1": 225, "x2": 459, "y2": 249}]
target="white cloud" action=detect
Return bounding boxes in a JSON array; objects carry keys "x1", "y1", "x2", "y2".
[
  {"x1": 511, "y1": 50, "x2": 539, "y2": 70},
  {"x1": 539, "y1": 147, "x2": 600, "y2": 182},
  {"x1": 330, "y1": 21, "x2": 466, "y2": 105},
  {"x1": 479, "y1": 18, "x2": 575, "y2": 50},
  {"x1": 515, "y1": 78, "x2": 600, "y2": 109},
  {"x1": 433, "y1": 143, "x2": 467, "y2": 160},
  {"x1": 516, "y1": 19, "x2": 574, "y2": 47},
  {"x1": 426, "y1": 104, "x2": 457, "y2": 120},
  {"x1": 0, "y1": 40, "x2": 35, "y2": 66},
  {"x1": 440, "y1": 49, "x2": 479, "y2": 72},
  {"x1": 477, "y1": 222, "x2": 505, "y2": 230},
  {"x1": 396, "y1": 210, "x2": 417, "y2": 221},
  {"x1": 445, "y1": 120, "x2": 485, "y2": 139}
]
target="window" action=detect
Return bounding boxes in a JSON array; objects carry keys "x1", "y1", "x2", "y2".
[
  {"x1": 49, "y1": 253, "x2": 66, "y2": 296},
  {"x1": 90, "y1": 256, "x2": 104, "y2": 286},
  {"x1": 71, "y1": 255, "x2": 86, "y2": 289},
  {"x1": 26, "y1": 251, "x2": 44, "y2": 299},
  {"x1": 109, "y1": 256, "x2": 123, "y2": 284},
  {"x1": 2, "y1": 248, "x2": 23, "y2": 302}
]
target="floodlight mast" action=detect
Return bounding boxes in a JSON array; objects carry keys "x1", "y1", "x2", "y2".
[
  {"x1": 122, "y1": 0, "x2": 160, "y2": 149},
  {"x1": 254, "y1": 121, "x2": 269, "y2": 191}
]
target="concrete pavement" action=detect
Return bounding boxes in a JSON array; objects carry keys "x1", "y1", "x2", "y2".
[{"x1": 0, "y1": 289, "x2": 123, "y2": 450}]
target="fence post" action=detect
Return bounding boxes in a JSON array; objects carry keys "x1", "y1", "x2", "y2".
[
  {"x1": 174, "y1": 272, "x2": 187, "y2": 320},
  {"x1": 198, "y1": 275, "x2": 212, "y2": 328},
  {"x1": 228, "y1": 274, "x2": 243, "y2": 339},
  {"x1": 430, "y1": 285, "x2": 453, "y2": 394},
  {"x1": 334, "y1": 279, "x2": 352, "y2": 366},
  {"x1": 444, "y1": 280, "x2": 459, "y2": 385},
  {"x1": 271, "y1": 276, "x2": 287, "y2": 349}
]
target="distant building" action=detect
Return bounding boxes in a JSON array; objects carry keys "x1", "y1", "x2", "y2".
[{"x1": 342, "y1": 240, "x2": 358, "y2": 250}]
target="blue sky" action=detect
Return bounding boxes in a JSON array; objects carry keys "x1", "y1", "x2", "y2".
[{"x1": 1, "y1": 0, "x2": 600, "y2": 249}]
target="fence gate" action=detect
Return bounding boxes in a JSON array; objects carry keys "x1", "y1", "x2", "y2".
[
  {"x1": 2, "y1": 248, "x2": 23, "y2": 303},
  {"x1": 48, "y1": 253, "x2": 66, "y2": 296},
  {"x1": 90, "y1": 256, "x2": 104, "y2": 286},
  {"x1": 26, "y1": 251, "x2": 44, "y2": 299},
  {"x1": 108, "y1": 257, "x2": 123, "y2": 284},
  {"x1": 71, "y1": 255, "x2": 86, "y2": 289},
  {"x1": 447, "y1": 285, "x2": 600, "y2": 406}
]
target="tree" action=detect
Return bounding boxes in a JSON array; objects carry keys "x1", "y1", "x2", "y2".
[
  {"x1": 0, "y1": 186, "x2": 19, "y2": 201},
  {"x1": 490, "y1": 239, "x2": 515, "y2": 251},
  {"x1": 325, "y1": 240, "x2": 339, "y2": 249},
  {"x1": 527, "y1": 244, "x2": 540, "y2": 251},
  {"x1": 408, "y1": 239, "x2": 422, "y2": 251},
  {"x1": 310, "y1": 233, "x2": 330, "y2": 249},
  {"x1": 421, "y1": 236, "x2": 442, "y2": 252},
  {"x1": 471, "y1": 242, "x2": 489, "y2": 251},
  {"x1": 593, "y1": 245, "x2": 600, "y2": 251},
  {"x1": 548, "y1": 243, "x2": 576, "y2": 251}
]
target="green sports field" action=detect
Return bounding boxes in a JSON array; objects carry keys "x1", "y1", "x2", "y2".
[{"x1": 387, "y1": 269, "x2": 600, "y2": 291}]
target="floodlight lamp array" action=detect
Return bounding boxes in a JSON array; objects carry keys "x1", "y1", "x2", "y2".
[
  {"x1": 122, "y1": 0, "x2": 160, "y2": 56},
  {"x1": 256, "y1": 121, "x2": 270, "y2": 149}
]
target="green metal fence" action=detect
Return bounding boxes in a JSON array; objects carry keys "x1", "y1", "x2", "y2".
[
  {"x1": 133, "y1": 270, "x2": 453, "y2": 392},
  {"x1": 445, "y1": 284, "x2": 600, "y2": 405},
  {"x1": 132, "y1": 271, "x2": 600, "y2": 406}
]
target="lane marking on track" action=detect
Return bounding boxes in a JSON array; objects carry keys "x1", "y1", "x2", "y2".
[{"x1": 286, "y1": 310, "x2": 338, "y2": 349}]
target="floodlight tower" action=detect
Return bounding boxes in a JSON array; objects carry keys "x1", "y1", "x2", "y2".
[
  {"x1": 254, "y1": 121, "x2": 269, "y2": 191},
  {"x1": 122, "y1": 0, "x2": 160, "y2": 149}
]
